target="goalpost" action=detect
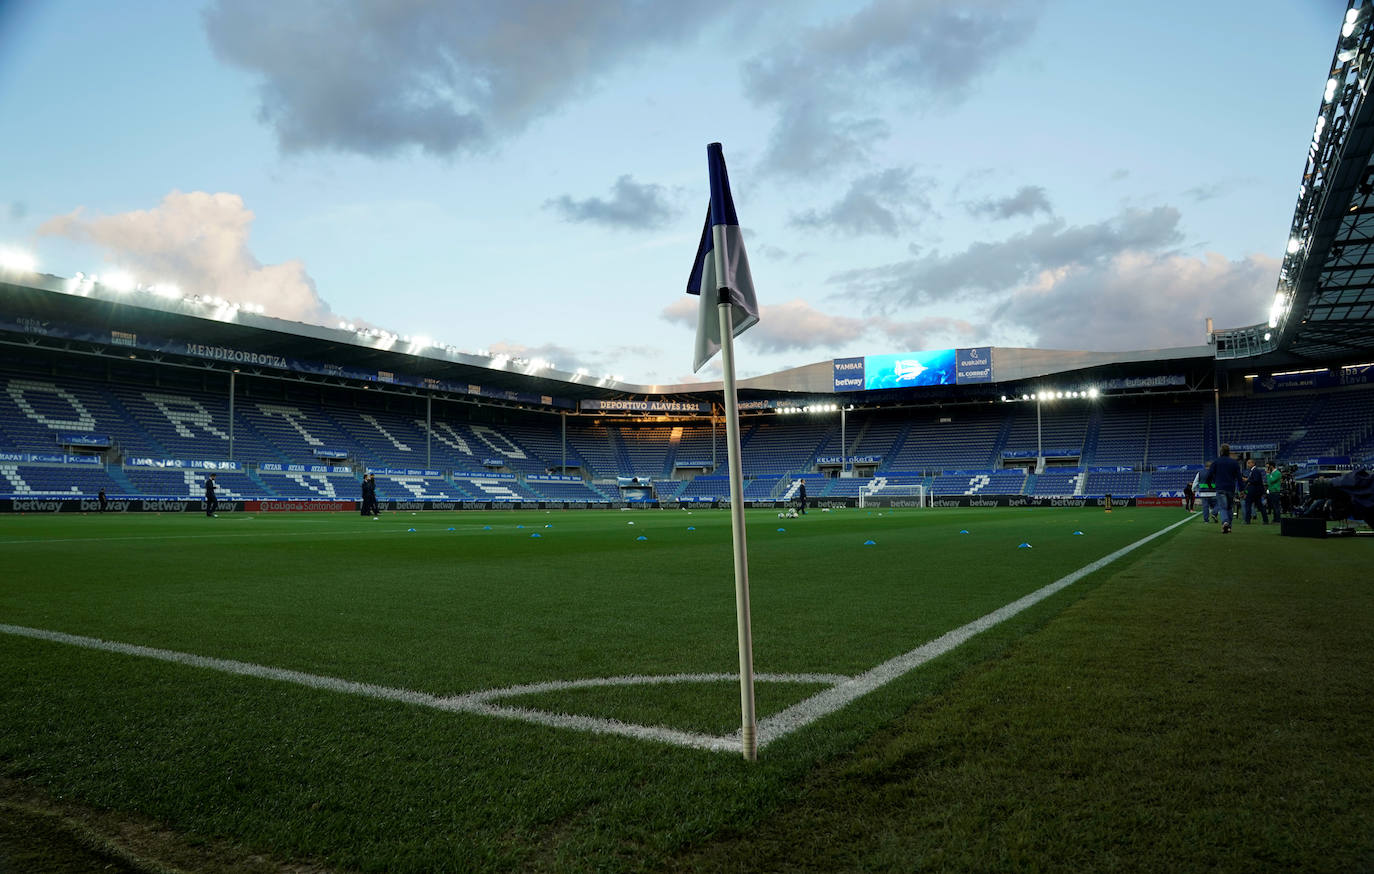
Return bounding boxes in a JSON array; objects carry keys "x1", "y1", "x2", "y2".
[{"x1": 858, "y1": 483, "x2": 927, "y2": 509}]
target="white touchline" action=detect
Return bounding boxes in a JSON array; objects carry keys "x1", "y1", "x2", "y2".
[{"x1": 0, "y1": 513, "x2": 1195, "y2": 754}]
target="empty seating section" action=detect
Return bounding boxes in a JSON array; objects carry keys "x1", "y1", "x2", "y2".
[
  {"x1": 255, "y1": 470, "x2": 360, "y2": 500},
  {"x1": 122, "y1": 467, "x2": 258, "y2": 498},
  {"x1": 564, "y1": 426, "x2": 620, "y2": 477},
  {"x1": 931, "y1": 470, "x2": 1025, "y2": 496},
  {"x1": 888, "y1": 410, "x2": 1005, "y2": 471},
  {"x1": 1146, "y1": 402, "x2": 1207, "y2": 465},
  {"x1": 501, "y1": 422, "x2": 590, "y2": 474},
  {"x1": 1093, "y1": 403, "x2": 1149, "y2": 466},
  {"x1": 1219, "y1": 394, "x2": 1312, "y2": 457},
  {"x1": 619, "y1": 428, "x2": 672, "y2": 479},
  {"x1": 1003, "y1": 406, "x2": 1088, "y2": 457},
  {"x1": 742, "y1": 422, "x2": 832, "y2": 475},
  {"x1": 10, "y1": 368, "x2": 1374, "y2": 505},
  {"x1": 1149, "y1": 468, "x2": 1203, "y2": 495},
  {"x1": 0, "y1": 463, "x2": 124, "y2": 496},
  {"x1": 1283, "y1": 388, "x2": 1374, "y2": 458},
  {"x1": 1032, "y1": 469, "x2": 1083, "y2": 496},
  {"x1": 849, "y1": 419, "x2": 905, "y2": 461},
  {"x1": 1083, "y1": 470, "x2": 1142, "y2": 496},
  {"x1": 2, "y1": 377, "x2": 158, "y2": 456},
  {"x1": 524, "y1": 479, "x2": 610, "y2": 502},
  {"x1": 675, "y1": 426, "x2": 724, "y2": 472},
  {"x1": 743, "y1": 476, "x2": 784, "y2": 500}
]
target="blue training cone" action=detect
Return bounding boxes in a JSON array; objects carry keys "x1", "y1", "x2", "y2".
[
  {"x1": 447, "y1": 527, "x2": 455, "y2": 531},
  {"x1": 482, "y1": 525, "x2": 492, "y2": 530},
  {"x1": 407, "y1": 528, "x2": 415, "y2": 532},
  {"x1": 959, "y1": 529, "x2": 969, "y2": 534},
  {"x1": 777, "y1": 527, "x2": 786, "y2": 532},
  {"x1": 1018, "y1": 542, "x2": 1032, "y2": 549},
  {"x1": 1073, "y1": 530, "x2": 1084, "y2": 535},
  {"x1": 687, "y1": 526, "x2": 696, "y2": 531},
  {"x1": 636, "y1": 535, "x2": 647, "y2": 541},
  {"x1": 530, "y1": 533, "x2": 541, "y2": 538},
  {"x1": 864, "y1": 539, "x2": 876, "y2": 546}
]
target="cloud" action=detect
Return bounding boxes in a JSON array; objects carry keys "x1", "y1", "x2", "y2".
[
  {"x1": 7, "y1": 201, "x2": 26, "y2": 222},
  {"x1": 37, "y1": 191, "x2": 334, "y2": 325},
  {"x1": 993, "y1": 251, "x2": 1278, "y2": 350},
  {"x1": 744, "y1": 0, "x2": 1044, "y2": 177},
  {"x1": 832, "y1": 206, "x2": 1185, "y2": 308},
  {"x1": 203, "y1": 0, "x2": 720, "y2": 157},
  {"x1": 966, "y1": 185, "x2": 1052, "y2": 220},
  {"x1": 661, "y1": 295, "x2": 983, "y2": 356},
  {"x1": 545, "y1": 175, "x2": 677, "y2": 230},
  {"x1": 791, "y1": 168, "x2": 935, "y2": 236}
]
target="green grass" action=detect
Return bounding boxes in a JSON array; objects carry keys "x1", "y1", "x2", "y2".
[{"x1": 0, "y1": 507, "x2": 1370, "y2": 872}]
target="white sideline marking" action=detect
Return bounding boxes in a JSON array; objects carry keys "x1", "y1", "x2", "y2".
[
  {"x1": 750, "y1": 512, "x2": 1198, "y2": 748},
  {"x1": 0, "y1": 514, "x2": 1194, "y2": 753}
]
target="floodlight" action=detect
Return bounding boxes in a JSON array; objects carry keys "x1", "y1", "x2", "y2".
[
  {"x1": 104, "y1": 270, "x2": 136, "y2": 292},
  {"x1": 0, "y1": 249, "x2": 36, "y2": 273},
  {"x1": 1087, "y1": 387, "x2": 1099, "y2": 399},
  {"x1": 1055, "y1": 391, "x2": 1063, "y2": 399},
  {"x1": 1348, "y1": 7, "x2": 1359, "y2": 23},
  {"x1": 150, "y1": 283, "x2": 181, "y2": 299},
  {"x1": 1022, "y1": 393, "x2": 1030, "y2": 401},
  {"x1": 412, "y1": 336, "x2": 433, "y2": 349},
  {"x1": 1264, "y1": 332, "x2": 1272, "y2": 341},
  {"x1": 1286, "y1": 237, "x2": 1302, "y2": 254}
]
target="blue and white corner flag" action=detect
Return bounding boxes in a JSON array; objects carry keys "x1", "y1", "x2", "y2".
[{"x1": 687, "y1": 142, "x2": 759, "y2": 372}]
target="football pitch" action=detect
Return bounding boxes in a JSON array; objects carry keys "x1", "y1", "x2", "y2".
[{"x1": 1, "y1": 507, "x2": 1371, "y2": 872}]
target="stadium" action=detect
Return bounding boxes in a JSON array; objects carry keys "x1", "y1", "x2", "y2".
[{"x1": 2, "y1": 4, "x2": 1373, "y2": 874}]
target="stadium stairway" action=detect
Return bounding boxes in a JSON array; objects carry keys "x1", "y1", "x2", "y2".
[
  {"x1": 1081, "y1": 406, "x2": 1103, "y2": 465},
  {"x1": 1024, "y1": 471, "x2": 1037, "y2": 494},
  {"x1": 662, "y1": 426, "x2": 682, "y2": 479},
  {"x1": 878, "y1": 423, "x2": 914, "y2": 473},
  {"x1": 991, "y1": 413, "x2": 1016, "y2": 464},
  {"x1": 245, "y1": 467, "x2": 276, "y2": 498},
  {"x1": 102, "y1": 391, "x2": 173, "y2": 460},
  {"x1": 106, "y1": 466, "x2": 139, "y2": 495}
]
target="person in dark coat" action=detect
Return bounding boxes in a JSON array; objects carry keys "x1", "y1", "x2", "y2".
[
  {"x1": 1182, "y1": 480, "x2": 1195, "y2": 513},
  {"x1": 1242, "y1": 458, "x2": 1269, "y2": 525},
  {"x1": 1204, "y1": 444, "x2": 1242, "y2": 533},
  {"x1": 97, "y1": 488, "x2": 107, "y2": 512},
  {"x1": 797, "y1": 480, "x2": 807, "y2": 515},
  {"x1": 205, "y1": 473, "x2": 218, "y2": 517},
  {"x1": 361, "y1": 473, "x2": 379, "y2": 518}
]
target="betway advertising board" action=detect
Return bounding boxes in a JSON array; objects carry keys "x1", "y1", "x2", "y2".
[{"x1": 833, "y1": 347, "x2": 993, "y2": 391}]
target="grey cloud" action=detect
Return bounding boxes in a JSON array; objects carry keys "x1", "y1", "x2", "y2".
[
  {"x1": 8, "y1": 201, "x2": 26, "y2": 222},
  {"x1": 967, "y1": 185, "x2": 1052, "y2": 220},
  {"x1": 203, "y1": 0, "x2": 718, "y2": 157},
  {"x1": 832, "y1": 206, "x2": 1184, "y2": 307},
  {"x1": 993, "y1": 252, "x2": 1279, "y2": 351},
  {"x1": 791, "y1": 168, "x2": 935, "y2": 236},
  {"x1": 545, "y1": 176, "x2": 676, "y2": 230},
  {"x1": 745, "y1": 0, "x2": 1043, "y2": 178}
]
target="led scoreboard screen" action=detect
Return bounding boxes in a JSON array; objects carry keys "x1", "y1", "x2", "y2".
[{"x1": 833, "y1": 347, "x2": 992, "y2": 391}]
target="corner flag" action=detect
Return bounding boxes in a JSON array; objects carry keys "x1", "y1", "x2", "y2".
[
  {"x1": 686, "y1": 142, "x2": 760, "y2": 760},
  {"x1": 687, "y1": 143, "x2": 759, "y2": 372}
]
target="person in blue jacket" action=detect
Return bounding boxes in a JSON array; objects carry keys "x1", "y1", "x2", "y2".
[{"x1": 1204, "y1": 444, "x2": 1243, "y2": 533}]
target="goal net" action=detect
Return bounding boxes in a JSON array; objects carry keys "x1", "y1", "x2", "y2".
[{"x1": 858, "y1": 482, "x2": 926, "y2": 509}]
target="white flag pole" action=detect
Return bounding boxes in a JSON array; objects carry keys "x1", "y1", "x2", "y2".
[{"x1": 716, "y1": 293, "x2": 757, "y2": 761}]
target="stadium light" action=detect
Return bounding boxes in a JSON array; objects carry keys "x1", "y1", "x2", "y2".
[
  {"x1": 104, "y1": 270, "x2": 137, "y2": 293},
  {"x1": 1087, "y1": 387, "x2": 1099, "y2": 398},
  {"x1": 1287, "y1": 236, "x2": 1302, "y2": 254},
  {"x1": 150, "y1": 283, "x2": 181, "y2": 299},
  {"x1": 0, "y1": 248, "x2": 37, "y2": 273}
]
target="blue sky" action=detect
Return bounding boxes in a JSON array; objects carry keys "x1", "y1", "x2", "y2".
[{"x1": 0, "y1": 0, "x2": 1347, "y2": 385}]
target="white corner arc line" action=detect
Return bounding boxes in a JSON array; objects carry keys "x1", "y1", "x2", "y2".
[{"x1": 0, "y1": 514, "x2": 1194, "y2": 754}]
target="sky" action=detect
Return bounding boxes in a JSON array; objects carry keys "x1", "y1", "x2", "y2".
[{"x1": 0, "y1": 0, "x2": 1350, "y2": 385}]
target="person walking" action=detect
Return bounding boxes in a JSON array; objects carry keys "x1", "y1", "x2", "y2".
[
  {"x1": 1183, "y1": 480, "x2": 1195, "y2": 513},
  {"x1": 205, "y1": 473, "x2": 219, "y2": 518},
  {"x1": 797, "y1": 479, "x2": 807, "y2": 515},
  {"x1": 1204, "y1": 444, "x2": 1243, "y2": 533}
]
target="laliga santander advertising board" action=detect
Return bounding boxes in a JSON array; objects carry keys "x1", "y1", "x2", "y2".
[{"x1": 833, "y1": 347, "x2": 992, "y2": 391}]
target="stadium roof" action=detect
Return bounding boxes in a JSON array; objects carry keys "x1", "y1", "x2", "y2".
[{"x1": 1216, "y1": 1, "x2": 1374, "y2": 367}]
